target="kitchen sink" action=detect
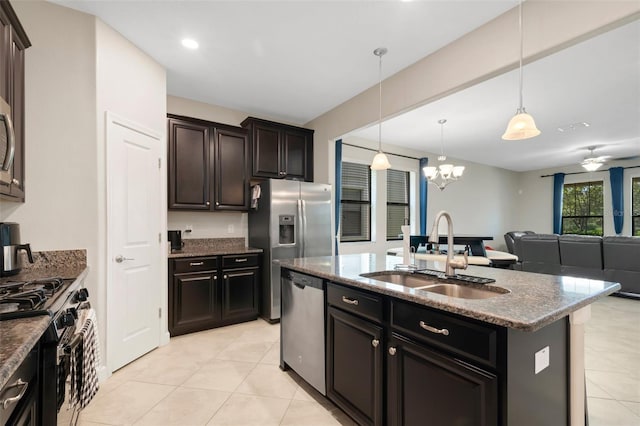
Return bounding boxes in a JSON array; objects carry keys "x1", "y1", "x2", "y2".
[{"x1": 360, "y1": 270, "x2": 509, "y2": 299}]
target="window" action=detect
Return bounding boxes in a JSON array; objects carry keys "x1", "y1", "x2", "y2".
[
  {"x1": 386, "y1": 169, "x2": 410, "y2": 240},
  {"x1": 340, "y1": 162, "x2": 371, "y2": 242},
  {"x1": 633, "y1": 177, "x2": 640, "y2": 236},
  {"x1": 562, "y1": 181, "x2": 604, "y2": 235}
]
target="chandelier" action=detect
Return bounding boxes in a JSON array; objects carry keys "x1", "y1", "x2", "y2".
[{"x1": 422, "y1": 119, "x2": 464, "y2": 190}]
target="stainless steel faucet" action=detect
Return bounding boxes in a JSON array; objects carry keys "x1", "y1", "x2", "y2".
[{"x1": 428, "y1": 210, "x2": 468, "y2": 276}]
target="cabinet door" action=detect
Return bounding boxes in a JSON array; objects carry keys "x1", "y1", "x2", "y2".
[
  {"x1": 168, "y1": 118, "x2": 211, "y2": 210},
  {"x1": 170, "y1": 271, "x2": 219, "y2": 336},
  {"x1": 221, "y1": 267, "x2": 259, "y2": 321},
  {"x1": 213, "y1": 128, "x2": 249, "y2": 210},
  {"x1": 327, "y1": 307, "x2": 384, "y2": 426},
  {"x1": 0, "y1": 5, "x2": 29, "y2": 201},
  {"x1": 283, "y1": 129, "x2": 312, "y2": 181},
  {"x1": 387, "y1": 333, "x2": 498, "y2": 426},
  {"x1": 252, "y1": 124, "x2": 282, "y2": 178}
]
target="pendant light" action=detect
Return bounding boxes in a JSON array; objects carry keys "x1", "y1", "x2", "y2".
[
  {"x1": 423, "y1": 119, "x2": 464, "y2": 190},
  {"x1": 502, "y1": 0, "x2": 541, "y2": 141},
  {"x1": 370, "y1": 47, "x2": 391, "y2": 170}
]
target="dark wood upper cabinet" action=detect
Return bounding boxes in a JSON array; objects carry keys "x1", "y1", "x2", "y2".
[
  {"x1": 168, "y1": 118, "x2": 210, "y2": 210},
  {"x1": 214, "y1": 127, "x2": 249, "y2": 210},
  {"x1": 0, "y1": 0, "x2": 31, "y2": 202},
  {"x1": 241, "y1": 117, "x2": 313, "y2": 182},
  {"x1": 167, "y1": 114, "x2": 249, "y2": 211}
]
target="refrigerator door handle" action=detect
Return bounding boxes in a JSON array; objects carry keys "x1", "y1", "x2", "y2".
[
  {"x1": 297, "y1": 199, "x2": 303, "y2": 258},
  {"x1": 301, "y1": 200, "x2": 307, "y2": 257}
]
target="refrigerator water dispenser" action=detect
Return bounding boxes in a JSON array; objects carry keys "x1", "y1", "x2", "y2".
[{"x1": 279, "y1": 215, "x2": 295, "y2": 244}]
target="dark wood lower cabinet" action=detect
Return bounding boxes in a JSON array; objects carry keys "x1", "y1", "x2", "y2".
[
  {"x1": 170, "y1": 271, "x2": 219, "y2": 336},
  {"x1": 221, "y1": 267, "x2": 259, "y2": 321},
  {"x1": 169, "y1": 255, "x2": 260, "y2": 336},
  {"x1": 326, "y1": 306, "x2": 384, "y2": 426},
  {"x1": 386, "y1": 332, "x2": 498, "y2": 426}
]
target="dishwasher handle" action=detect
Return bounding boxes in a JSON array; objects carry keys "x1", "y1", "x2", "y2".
[{"x1": 293, "y1": 281, "x2": 306, "y2": 290}]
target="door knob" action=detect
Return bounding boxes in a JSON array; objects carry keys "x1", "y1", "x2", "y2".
[{"x1": 115, "y1": 255, "x2": 134, "y2": 263}]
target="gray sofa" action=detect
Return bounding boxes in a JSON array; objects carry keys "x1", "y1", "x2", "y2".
[{"x1": 504, "y1": 232, "x2": 639, "y2": 297}]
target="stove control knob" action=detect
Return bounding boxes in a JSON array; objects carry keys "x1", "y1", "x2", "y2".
[
  {"x1": 69, "y1": 307, "x2": 78, "y2": 319},
  {"x1": 60, "y1": 311, "x2": 76, "y2": 328},
  {"x1": 75, "y1": 288, "x2": 89, "y2": 302}
]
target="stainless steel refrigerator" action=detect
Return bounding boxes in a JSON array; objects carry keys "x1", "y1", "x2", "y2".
[{"x1": 248, "y1": 179, "x2": 332, "y2": 321}]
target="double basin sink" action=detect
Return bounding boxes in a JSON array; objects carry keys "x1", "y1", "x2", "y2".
[{"x1": 360, "y1": 269, "x2": 509, "y2": 299}]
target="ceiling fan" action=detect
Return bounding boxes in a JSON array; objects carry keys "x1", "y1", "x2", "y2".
[{"x1": 581, "y1": 146, "x2": 610, "y2": 171}]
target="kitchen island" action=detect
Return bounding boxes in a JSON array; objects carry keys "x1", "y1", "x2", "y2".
[{"x1": 278, "y1": 253, "x2": 620, "y2": 426}]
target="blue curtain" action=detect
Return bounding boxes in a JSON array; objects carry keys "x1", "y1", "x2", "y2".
[
  {"x1": 552, "y1": 173, "x2": 565, "y2": 234},
  {"x1": 419, "y1": 157, "x2": 428, "y2": 235},
  {"x1": 334, "y1": 140, "x2": 342, "y2": 254},
  {"x1": 609, "y1": 167, "x2": 624, "y2": 234}
]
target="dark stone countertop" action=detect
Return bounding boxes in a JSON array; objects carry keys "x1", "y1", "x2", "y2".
[
  {"x1": 0, "y1": 316, "x2": 51, "y2": 389},
  {"x1": 168, "y1": 238, "x2": 262, "y2": 258},
  {"x1": 0, "y1": 250, "x2": 88, "y2": 389},
  {"x1": 277, "y1": 253, "x2": 621, "y2": 332}
]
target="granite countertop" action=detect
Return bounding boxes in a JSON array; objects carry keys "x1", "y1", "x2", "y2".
[
  {"x1": 0, "y1": 316, "x2": 51, "y2": 389},
  {"x1": 0, "y1": 250, "x2": 88, "y2": 390},
  {"x1": 169, "y1": 237, "x2": 262, "y2": 258},
  {"x1": 278, "y1": 253, "x2": 621, "y2": 332}
]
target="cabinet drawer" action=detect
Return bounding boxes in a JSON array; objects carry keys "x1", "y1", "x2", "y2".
[
  {"x1": 327, "y1": 283, "x2": 383, "y2": 323},
  {"x1": 221, "y1": 254, "x2": 259, "y2": 269},
  {"x1": 173, "y1": 257, "x2": 218, "y2": 273},
  {"x1": 391, "y1": 300, "x2": 498, "y2": 368},
  {"x1": 0, "y1": 346, "x2": 37, "y2": 425}
]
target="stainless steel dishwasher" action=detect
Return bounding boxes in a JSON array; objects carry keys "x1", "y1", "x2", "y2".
[{"x1": 280, "y1": 268, "x2": 326, "y2": 395}]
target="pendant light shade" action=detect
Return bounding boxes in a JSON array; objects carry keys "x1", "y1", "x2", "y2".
[
  {"x1": 502, "y1": 108, "x2": 541, "y2": 140},
  {"x1": 502, "y1": 0, "x2": 541, "y2": 141},
  {"x1": 370, "y1": 47, "x2": 391, "y2": 170},
  {"x1": 371, "y1": 151, "x2": 392, "y2": 170}
]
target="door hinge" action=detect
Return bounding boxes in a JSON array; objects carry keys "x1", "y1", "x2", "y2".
[
  {"x1": 159, "y1": 232, "x2": 161, "y2": 243},
  {"x1": 158, "y1": 158, "x2": 161, "y2": 169},
  {"x1": 158, "y1": 308, "x2": 162, "y2": 318}
]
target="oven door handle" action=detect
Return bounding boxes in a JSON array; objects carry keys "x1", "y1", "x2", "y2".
[{"x1": 1, "y1": 378, "x2": 28, "y2": 409}]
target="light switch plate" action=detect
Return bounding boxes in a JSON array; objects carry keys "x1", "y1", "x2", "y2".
[{"x1": 535, "y1": 346, "x2": 550, "y2": 374}]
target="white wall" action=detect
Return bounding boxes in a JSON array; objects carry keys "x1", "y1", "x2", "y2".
[
  {"x1": 1, "y1": 1, "x2": 167, "y2": 375},
  {"x1": 95, "y1": 18, "x2": 167, "y2": 361},
  {"x1": 516, "y1": 159, "x2": 640, "y2": 236}
]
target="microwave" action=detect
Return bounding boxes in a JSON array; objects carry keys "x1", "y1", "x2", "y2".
[{"x1": 0, "y1": 96, "x2": 15, "y2": 185}]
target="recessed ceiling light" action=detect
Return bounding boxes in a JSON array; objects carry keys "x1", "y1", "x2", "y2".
[{"x1": 181, "y1": 38, "x2": 199, "y2": 50}]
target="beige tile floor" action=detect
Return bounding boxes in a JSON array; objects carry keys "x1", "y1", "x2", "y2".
[{"x1": 60, "y1": 295, "x2": 639, "y2": 426}]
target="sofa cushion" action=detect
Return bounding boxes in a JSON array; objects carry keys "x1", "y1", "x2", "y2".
[
  {"x1": 520, "y1": 234, "x2": 561, "y2": 275},
  {"x1": 603, "y1": 236, "x2": 640, "y2": 294},
  {"x1": 558, "y1": 235, "x2": 604, "y2": 279}
]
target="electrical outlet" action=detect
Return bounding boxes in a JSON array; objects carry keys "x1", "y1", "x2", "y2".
[
  {"x1": 185, "y1": 224, "x2": 193, "y2": 233},
  {"x1": 227, "y1": 224, "x2": 234, "y2": 234},
  {"x1": 534, "y1": 346, "x2": 550, "y2": 374}
]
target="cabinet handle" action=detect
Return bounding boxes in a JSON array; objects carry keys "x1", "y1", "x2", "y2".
[
  {"x1": 371, "y1": 339, "x2": 379, "y2": 348},
  {"x1": 341, "y1": 296, "x2": 358, "y2": 306},
  {"x1": 1, "y1": 378, "x2": 28, "y2": 409},
  {"x1": 206, "y1": 201, "x2": 210, "y2": 206},
  {"x1": 11, "y1": 178, "x2": 19, "y2": 185},
  {"x1": 189, "y1": 262, "x2": 204, "y2": 266},
  {"x1": 224, "y1": 275, "x2": 228, "y2": 279},
  {"x1": 419, "y1": 321, "x2": 450, "y2": 336},
  {"x1": 388, "y1": 347, "x2": 396, "y2": 356},
  {"x1": 216, "y1": 202, "x2": 220, "y2": 206},
  {"x1": 234, "y1": 258, "x2": 248, "y2": 263}
]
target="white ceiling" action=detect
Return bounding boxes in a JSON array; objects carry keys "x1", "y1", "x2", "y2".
[{"x1": 52, "y1": 0, "x2": 640, "y2": 172}]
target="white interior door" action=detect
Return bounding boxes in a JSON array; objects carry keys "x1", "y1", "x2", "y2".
[{"x1": 107, "y1": 112, "x2": 161, "y2": 371}]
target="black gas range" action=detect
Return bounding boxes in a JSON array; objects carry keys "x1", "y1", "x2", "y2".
[
  {"x1": 0, "y1": 275, "x2": 91, "y2": 424},
  {"x1": 0, "y1": 277, "x2": 88, "y2": 339}
]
